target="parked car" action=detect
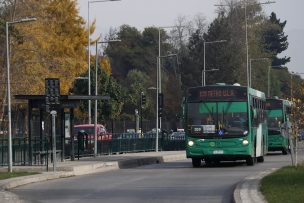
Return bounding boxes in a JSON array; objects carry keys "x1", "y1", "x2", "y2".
[{"x1": 74, "y1": 124, "x2": 112, "y2": 141}]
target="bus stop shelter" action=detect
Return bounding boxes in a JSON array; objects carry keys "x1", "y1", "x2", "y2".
[{"x1": 14, "y1": 95, "x2": 109, "y2": 165}]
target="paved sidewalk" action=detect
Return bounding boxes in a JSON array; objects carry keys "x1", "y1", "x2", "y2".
[{"x1": 0, "y1": 151, "x2": 186, "y2": 203}]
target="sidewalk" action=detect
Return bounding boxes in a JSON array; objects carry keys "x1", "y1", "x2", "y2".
[{"x1": 0, "y1": 151, "x2": 186, "y2": 203}]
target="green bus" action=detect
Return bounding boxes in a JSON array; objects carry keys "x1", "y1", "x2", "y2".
[
  {"x1": 266, "y1": 97, "x2": 292, "y2": 155},
  {"x1": 185, "y1": 84, "x2": 268, "y2": 167}
]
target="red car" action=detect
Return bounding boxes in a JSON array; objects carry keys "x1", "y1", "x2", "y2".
[{"x1": 74, "y1": 124, "x2": 112, "y2": 141}]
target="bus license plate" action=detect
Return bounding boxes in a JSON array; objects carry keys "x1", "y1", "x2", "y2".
[{"x1": 213, "y1": 150, "x2": 223, "y2": 154}]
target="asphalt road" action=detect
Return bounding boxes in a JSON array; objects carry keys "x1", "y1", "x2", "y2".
[{"x1": 11, "y1": 152, "x2": 297, "y2": 203}]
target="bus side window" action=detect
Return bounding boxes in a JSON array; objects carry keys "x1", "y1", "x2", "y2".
[{"x1": 252, "y1": 98, "x2": 258, "y2": 127}]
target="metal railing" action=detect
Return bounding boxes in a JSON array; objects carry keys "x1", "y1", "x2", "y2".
[{"x1": 0, "y1": 132, "x2": 185, "y2": 166}]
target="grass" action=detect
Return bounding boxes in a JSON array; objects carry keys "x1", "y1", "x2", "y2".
[
  {"x1": 0, "y1": 172, "x2": 39, "y2": 180},
  {"x1": 260, "y1": 165, "x2": 304, "y2": 203}
]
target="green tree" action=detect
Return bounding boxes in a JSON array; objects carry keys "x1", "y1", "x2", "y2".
[{"x1": 262, "y1": 12, "x2": 290, "y2": 66}]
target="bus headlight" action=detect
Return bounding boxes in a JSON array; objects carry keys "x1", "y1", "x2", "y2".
[
  {"x1": 242, "y1": 140, "x2": 249, "y2": 145},
  {"x1": 188, "y1": 140, "x2": 194, "y2": 147}
]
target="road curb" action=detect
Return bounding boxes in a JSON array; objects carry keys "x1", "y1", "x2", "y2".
[{"x1": 233, "y1": 168, "x2": 278, "y2": 203}]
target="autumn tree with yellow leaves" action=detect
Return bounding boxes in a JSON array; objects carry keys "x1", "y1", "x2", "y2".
[
  {"x1": 0, "y1": 0, "x2": 91, "y2": 126},
  {"x1": 290, "y1": 77, "x2": 304, "y2": 137},
  {"x1": 7, "y1": 0, "x2": 88, "y2": 95}
]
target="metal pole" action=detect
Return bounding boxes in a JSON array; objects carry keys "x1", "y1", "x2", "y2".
[
  {"x1": 135, "y1": 109, "x2": 139, "y2": 133},
  {"x1": 249, "y1": 59, "x2": 252, "y2": 87},
  {"x1": 156, "y1": 57, "x2": 159, "y2": 152},
  {"x1": 140, "y1": 92, "x2": 143, "y2": 136},
  {"x1": 245, "y1": 1, "x2": 249, "y2": 88},
  {"x1": 88, "y1": 1, "x2": 92, "y2": 124},
  {"x1": 51, "y1": 110, "x2": 57, "y2": 172},
  {"x1": 203, "y1": 42, "x2": 206, "y2": 86},
  {"x1": 6, "y1": 22, "x2": 12, "y2": 173},
  {"x1": 268, "y1": 66, "x2": 270, "y2": 97},
  {"x1": 94, "y1": 41, "x2": 98, "y2": 156},
  {"x1": 156, "y1": 27, "x2": 162, "y2": 153},
  {"x1": 158, "y1": 28, "x2": 162, "y2": 134}
]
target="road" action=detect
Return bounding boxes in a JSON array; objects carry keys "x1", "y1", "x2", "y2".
[{"x1": 11, "y1": 153, "x2": 296, "y2": 203}]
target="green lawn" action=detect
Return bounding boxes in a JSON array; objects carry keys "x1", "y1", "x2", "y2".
[
  {"x1": 261, "y1": 166, "x2": 304, "y2": 203},
  {"x1": 0, "y1": 172, "x2": 39, "y2": 180}
]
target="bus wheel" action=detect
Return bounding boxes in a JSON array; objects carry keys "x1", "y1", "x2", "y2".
[
  {"x1": 282, "y1": 148, "x2": 288, "y2": 155},
  {"x1": 205, "y1": 159, "x2": 212, "y2": 166},
  {"x1": 257, "y1": 156, "x2": 264, "y2": 163},
  {"x1": 246, "y1": 157, "x2": 255, "y2": 166},
  {"x1": 192, "y1": 158, "x2": 201, "y2": 168}
]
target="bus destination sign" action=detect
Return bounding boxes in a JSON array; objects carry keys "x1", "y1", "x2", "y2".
[{"x1": 187, "y1": 86, "x2": 247, "y2": 102}]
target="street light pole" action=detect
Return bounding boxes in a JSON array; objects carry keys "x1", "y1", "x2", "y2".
[
  {"x1": 6, "y1": 17, "x2": 37, "y2": 173},
  {"x1": 94, "y1": 38, "x2": 120, "y2": 157},
  {"x1": 156, "y1": 26, "x2": 177, "y2": 152},
  {"x1": 203, "y1": 40, "x2": 226, "y2": 86},
  {"x1": 156, "y1": 53, "x2": 178, "y2": 152},
  {"x1": 87, "y1": 0, "x2": 121, "y2": 124}
]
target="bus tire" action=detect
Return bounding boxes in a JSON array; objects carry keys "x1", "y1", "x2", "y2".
[
  {"x1": 282, "y1": 148, "x2": 288, "y2": 155},
  {"x1": 257, "y1": 156, "x2": 264, "y2": 163},
  {"x1": 246, "y1": 157, "x2": 255, "y2": 166},
  {"x1": 205, "y1": 158, "x2": 212, "y2": 166},
  {"x1": 192, "y1": 158, "x2": 201, "y2": 168}
]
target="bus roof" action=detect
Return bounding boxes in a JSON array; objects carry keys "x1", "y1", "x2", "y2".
[{"x1": 266, "y1": 97, "x2": 293, "y2": 109}]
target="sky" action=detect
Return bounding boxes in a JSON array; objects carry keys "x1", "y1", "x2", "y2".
[{"x1": 77, "y1": 0, "x2": 304, "y2": 76}]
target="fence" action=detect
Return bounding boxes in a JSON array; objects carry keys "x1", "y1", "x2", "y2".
[{"x1": 0, "y1": 132, "x2": 185, "y2": 166}]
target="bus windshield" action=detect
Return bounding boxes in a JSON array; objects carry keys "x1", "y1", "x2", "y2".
[
  {"x1": 187, "y1": 101, "x2": 248, "y2": 138},
  {"x1": 267, "y1": 109, "x2": 283, "y2": 131}
]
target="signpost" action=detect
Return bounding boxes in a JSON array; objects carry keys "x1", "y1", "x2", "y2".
[{"x1": 45, "y1": 78, "x2": 60, "y2": 171}]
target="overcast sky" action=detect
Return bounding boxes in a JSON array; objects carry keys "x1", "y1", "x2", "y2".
[{"x1": 77, "y1": 0, "x2": 304, "y2": 75}]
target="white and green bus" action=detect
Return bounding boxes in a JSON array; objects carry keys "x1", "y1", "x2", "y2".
[
  {"x1": 185, "y1": 84, "x2": 268, "y2": 167},
  {"x1": 266, "y1": 97, "x2": 292, "y2": 155}
]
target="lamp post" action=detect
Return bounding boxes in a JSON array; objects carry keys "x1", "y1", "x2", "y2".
[
  {"x1": 93, "y1": 38, "x2": 120, "y2": 157},
  {"x1": 157, "y1": 26, "x2": 177, "y2": 137},
  {"x1": 203, "y1": 40, "x2": 226, "y2": 86},
  {"x1": 6, "y1": 17, "x2": 37, "y2": 172},
  {"x1": 87, "y1": 0, "x2": 121, "y2": 125},
  {"x1": 156, "y1": 53, "x2": 178, "y2": 152},
  {"x1": 249, "y1": 58, "x2": 269, "y2": 87}
]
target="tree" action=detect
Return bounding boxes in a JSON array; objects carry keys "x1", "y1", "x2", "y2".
[
  {"x1": 262, "y1": 12, "x2": 290, "y2": 66},
  {"x1": 5, "y1": 0, "x2": 88, "y2": 96}
]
